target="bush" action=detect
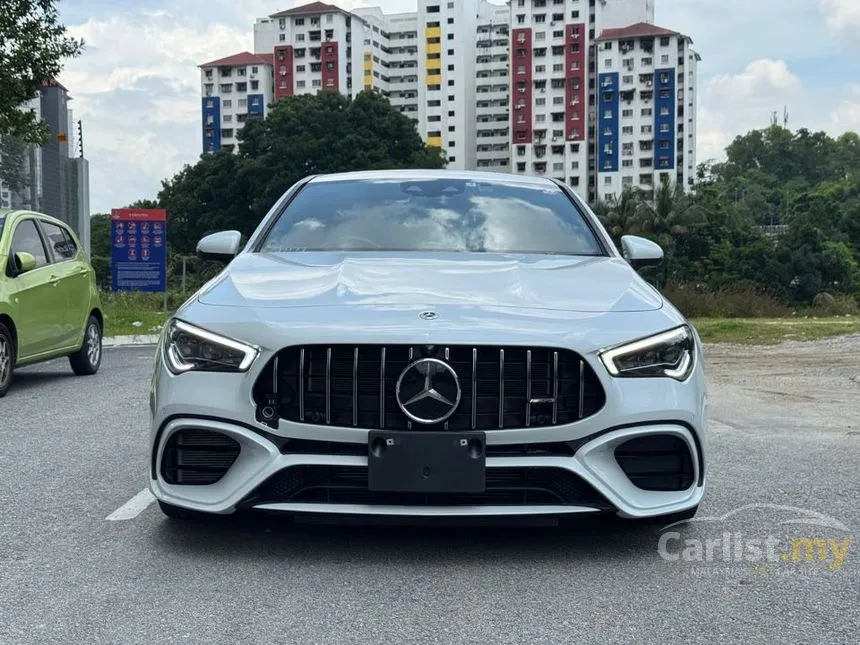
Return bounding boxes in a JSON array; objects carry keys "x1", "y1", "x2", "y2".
[
  {"x1": 809, "y1": 293, "x2": 858, "y2": 316},
  {"x1": 662, "y1": 284, "x2": 793, "y2": 318}
]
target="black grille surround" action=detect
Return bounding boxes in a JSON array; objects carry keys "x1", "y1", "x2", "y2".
[
  {"x1": 253, "y1": 344, "x2": 605, "y2": 431},
  {"x1": 614, "y1": 434, "x2": 695, "y2": 492},
  {"x1": 241, "y1": 465, "x2": 614, "y2": 509},
  {"x1": 161, "y1": 429, "x2": 241, "y2": 485}
]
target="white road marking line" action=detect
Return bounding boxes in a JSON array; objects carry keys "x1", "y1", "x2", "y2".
[{"x1": 106, "y1": 489, "x2": 156, "y2": 521}]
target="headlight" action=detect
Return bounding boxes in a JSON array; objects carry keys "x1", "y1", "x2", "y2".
[
  {"x1": 599, "y1": 325, "x2": 695, "y2": 381},
  {"x1": 164, "y1": 319, "x2": 259, "y2": 374}
]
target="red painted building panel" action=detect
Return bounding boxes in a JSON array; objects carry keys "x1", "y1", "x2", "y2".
[
  {"x1": 565, "y1": 23, "x2": 586, "y2": 141},
  {"x1": 321, "y1": 40, "x2": 339, "y2": 91},
  {"x1": 511, "y1": 28, "x2": 533, "y2": 145},
  {"x1": 274, "y1": 45, "x2": 294, "y2": 100}
]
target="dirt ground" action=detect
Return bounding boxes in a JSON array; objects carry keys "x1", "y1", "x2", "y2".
[{"x1": 704, "y1": 334, "x2": 860, "y2": 436}]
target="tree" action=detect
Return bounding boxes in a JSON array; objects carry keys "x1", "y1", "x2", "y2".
[
  {"x1": 632, "y1": 180, "x2": 708, "y2": 238},
  {"x1": 89, "y1": 213, "x2": 110, "y2": 258},
  {"x1": 0, "y1": 0, "x2": 84, "y2": 144},
  {"x1": 594, "y1": 188, "x2": 642, "y2": 241},
  {"x1": 157, "y1": 151, "x2": 253, "y2": 253}
]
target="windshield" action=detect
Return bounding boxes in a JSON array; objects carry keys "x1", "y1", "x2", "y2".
[
  {"x1": 257, "y1": 178, "x2": 604, "y2": 256},
  {"x1": 0, "y1": 216, "x2": 5, "y2": 242}
]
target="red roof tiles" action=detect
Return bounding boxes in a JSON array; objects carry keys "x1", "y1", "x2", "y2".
[
  {"x1": 597, "y1": 22, "x2": 683, "y2": 41},
  {"x1": 270, "y1": 2, "x2": 343, "y2": 18},
  {"x1": 199, "y1": 51, "x2": 274, "y2": 68}
]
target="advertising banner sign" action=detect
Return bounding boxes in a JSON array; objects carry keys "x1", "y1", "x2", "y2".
[{"x1": 110, "y1": 208, "x2": 167, "y2": 293}]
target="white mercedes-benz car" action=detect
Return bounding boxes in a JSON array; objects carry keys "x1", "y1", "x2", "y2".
[{"x1": 149, "y1": 170, "x2": 707, "y2": 522}]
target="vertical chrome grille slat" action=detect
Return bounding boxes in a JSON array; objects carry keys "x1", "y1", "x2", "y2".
[
  {"x1": 552, "y1": 351, "x2": 559, "y2": 425},
  {"x1": 325, "y1": 347, "x2": 332, "y2": 425},
  {"x1": 498, "y1": 348, "x2": 505, "y2": 429},
  {"x1": 352, "y1": 347, "x2": 359, "y2": 427},
  {"x1": 272, "y1": 356, "x2": 278, "y2": 393},
  {"x1": 578, "y1": 359, "x2": 585, "y2": 419},
  {"x1": 444, "y1": 347, "x2": 450, "y2": 360},
  {"x1": 525, "y1": 350, "x2": 532, "y2": 427},
  {"x1": 471, "y1": 348, "x2": 477, "y2": 430},
  {"x1": 299, "y1": 349, "x2": 305, "y2": 422},
  {"x1": 379, "y1": 347, "x2": 386, "y2": 429}
]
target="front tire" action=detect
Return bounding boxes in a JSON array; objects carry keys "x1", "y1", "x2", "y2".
[
  {"x1": 69, "y1": 315, "x2": 102, "y2": 376},
  {"x1": 0, "y1": 322, "x2": 16, "y2": 398}
]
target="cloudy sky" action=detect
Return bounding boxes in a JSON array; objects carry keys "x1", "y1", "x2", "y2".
[{"x1": 56, "y1": 0, "x2": 860, "y2": 213}]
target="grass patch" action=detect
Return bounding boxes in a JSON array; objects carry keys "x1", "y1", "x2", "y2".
[
  {"x1": 691, "y1": 316, "x2": 860, "y2": 344},
  {"x1": 100, "y1": 291, "x2": 185, "y2": 337}
]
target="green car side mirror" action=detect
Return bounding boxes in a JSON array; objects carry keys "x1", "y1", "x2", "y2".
[{"x1": 14, "y1": 252, "x2": 38, "y2": 275}]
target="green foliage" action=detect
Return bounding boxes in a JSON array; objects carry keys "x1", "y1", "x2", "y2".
[
  {"x1": 592, "y1": 125, "x2": 860, "y2": 305},
  {"x1": 0, "y1": 0, "x2": 84, "y2": 143}
]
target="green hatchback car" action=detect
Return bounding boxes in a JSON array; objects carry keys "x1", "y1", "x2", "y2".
[{"x1": 0, "y1": 209, "x2": 103, "y2": 397}]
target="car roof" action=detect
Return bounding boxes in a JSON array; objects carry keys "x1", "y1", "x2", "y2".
[
  {"x1": 307, "y1": 169, "x2": 560, "y2": 187},
  {"x1": 0, "y1": 209, "x2": 70, "y2": 228}
]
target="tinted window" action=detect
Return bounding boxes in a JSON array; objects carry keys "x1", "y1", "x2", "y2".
[
  {"x1": 10, "y1": 220, "x2": 49, "y2": 268},
  {"x1": 41, "y1": 221, "x2": 78, "y2": 260},
  {"x1": 259, "y1": 178, "x2": 603, "y2": 256}
]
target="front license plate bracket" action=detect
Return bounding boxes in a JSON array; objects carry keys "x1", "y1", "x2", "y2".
[{"x1": 368, "y1": 431, "x2": 486, "y2": 493}]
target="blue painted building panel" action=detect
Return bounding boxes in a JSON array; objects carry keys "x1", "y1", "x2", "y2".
[
  {"x1": 654, "y1": 67, "x2": 676, "y2": 172},
  {"x1": 597, "y1": 72, "x2": 620, "y2": 174},
  {"x1": 202, "y1": 96, "x2": 221, "y2": 153},
  {"x1": 247, "y1": 94, "x2": 265, "y2": 118}
]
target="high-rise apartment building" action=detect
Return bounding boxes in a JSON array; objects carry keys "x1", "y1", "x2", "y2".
[
  {"x1": 595, "y1": 22, "x2": 698, "y2": 199},
  {"x1": 199, "y1": 52, "x2": 275, "y2": 153},
  {"x1": 199, "y1": 0, "x2": 697, "y2": 199}
]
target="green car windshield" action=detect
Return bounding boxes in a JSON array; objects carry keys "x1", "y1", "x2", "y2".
[{"x1": 0, "y1": 215, "x2": 5, "y2": 240}]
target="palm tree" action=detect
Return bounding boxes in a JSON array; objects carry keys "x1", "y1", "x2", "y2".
[
  {"x1": 598, "y1": 188, "x2": 643, "y2": 240},
  {"x1": 632, "y1": 179, "x2": 708, "y2": 238}
]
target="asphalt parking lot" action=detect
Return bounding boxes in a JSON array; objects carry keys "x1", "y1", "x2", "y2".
[{"x1": 1, "y1": 340, "x2": 858, "y2": 644}]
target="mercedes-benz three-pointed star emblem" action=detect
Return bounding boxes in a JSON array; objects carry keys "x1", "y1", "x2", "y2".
[{"x1": 395, "y1": 358, "x2": 462, "y2": 424}]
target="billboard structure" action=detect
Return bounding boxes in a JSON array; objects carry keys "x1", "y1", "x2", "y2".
[{"x1": 110, "y1": 208, "x2": 167, "y2": 293}]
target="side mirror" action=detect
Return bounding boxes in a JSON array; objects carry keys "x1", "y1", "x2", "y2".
[
  {"x1": 197, "y1": 230, "x2": 242, "y2": 264},
  {"x1": 620, "y1": 235, "x2": 663, "y2": 271},
  {"x1": 13, "y1": 252, "x2": 38, "y2": 275}
]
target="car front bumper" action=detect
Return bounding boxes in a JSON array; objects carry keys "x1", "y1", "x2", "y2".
[{"x1": 149, "y1": 345, "x2": 707, "y2": 519}]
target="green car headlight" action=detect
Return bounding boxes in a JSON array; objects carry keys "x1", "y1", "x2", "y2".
[
  {"x1": 164, "y1": 319, "x2": 258, "y2": 374},
  {"x1": 599, "y1": 325, "x2": 695, "y2": 381}
]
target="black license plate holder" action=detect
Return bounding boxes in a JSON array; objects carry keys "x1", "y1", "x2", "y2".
[{"x1": 368, "y1": 431, "x2": 486, "y2": 493}]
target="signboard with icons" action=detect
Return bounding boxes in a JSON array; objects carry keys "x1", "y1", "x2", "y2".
[{"x1": 110, "y1": 208, "x2": 167, "y2": 293}]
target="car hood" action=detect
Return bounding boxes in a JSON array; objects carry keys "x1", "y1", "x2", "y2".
[{"x1": 196, "y1": 251, "x2": 663, "y2": 313}]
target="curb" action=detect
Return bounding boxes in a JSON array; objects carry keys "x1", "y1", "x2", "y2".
[{"x1": 104, "y1": 335, "x2": 160, "y2": 347}]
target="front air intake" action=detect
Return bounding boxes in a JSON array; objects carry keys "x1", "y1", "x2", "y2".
[
  {"x1": 160, "y1": 429, "x2": 241, "y2": 485},
  {"x1": 614, "y1": 434, "x2": 695, "y2": 491}
]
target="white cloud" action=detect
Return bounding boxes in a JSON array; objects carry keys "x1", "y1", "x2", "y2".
[
  {"x1": 708, "y1": 59, "x2": 800, "y2": 102},
  {"x1": 59, "y1": 11, "x2": 251, "y2": 211},
  {"x1": 820, "y1": 0, "x2": 860, "y2": 46},
  {"x1": 696, "y1": 59, "x2": 859, "y2": 164},
  {"x1": 830, "y1": 86, "x2": 860, "y2": 131}
]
